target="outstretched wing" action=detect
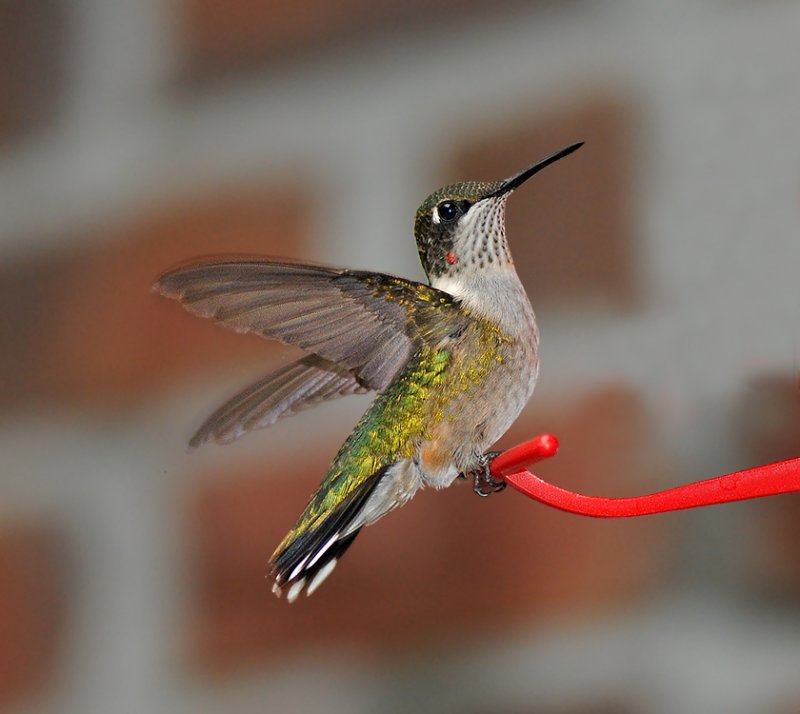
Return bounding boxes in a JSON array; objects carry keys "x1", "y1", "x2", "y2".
[
  {"x1": 188, "y1": 354, "x2": 369, "y2": 448},
  {"x1": 155, "y1": 259, "x2": 460, "y2": 391}
]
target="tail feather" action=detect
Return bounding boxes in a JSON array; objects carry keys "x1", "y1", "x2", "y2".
[
  {"x1": 270, "y1": 466, "x2": 387, "y2": 601},
  {"x1": 277, "y1": 530, "x2": 360, "y2": 603}
]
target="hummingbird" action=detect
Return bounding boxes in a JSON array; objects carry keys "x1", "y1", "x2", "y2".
[{"x1": 155, "y1": 141, "x2": 583, "y2": 602}]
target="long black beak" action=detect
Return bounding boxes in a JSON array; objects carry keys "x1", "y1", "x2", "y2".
[{"x1": 484, "y1": 141, "x2": 584, "y2": 199}]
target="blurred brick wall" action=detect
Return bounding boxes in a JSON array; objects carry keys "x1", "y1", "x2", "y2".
[
  {"x1": 182, "y1": 0, "x2": 522, "y2": 78},
  {"x1": 0, "y1": 524, "x2": 67, "y2": 709},
  {"x1": 0, "y1": 182, "x2": 312, "y2": 411},
  {"x1": 1, "y1": 0, "x2": 798, "y2": 712},
  {"x1": 0, "y1": 1, "x2": 66, "y2": 143}
]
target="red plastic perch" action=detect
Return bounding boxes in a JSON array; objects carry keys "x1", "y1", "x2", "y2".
[{"x1": 489, "y1": 434, "x2": 800, "y2": 517}]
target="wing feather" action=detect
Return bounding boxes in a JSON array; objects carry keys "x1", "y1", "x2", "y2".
[
  {"x1": 155, "y1": 259, "x2": 461, "y2": 392},
  {"x1": 189, "y1": 354, "x2": 368, "y2": 447}
]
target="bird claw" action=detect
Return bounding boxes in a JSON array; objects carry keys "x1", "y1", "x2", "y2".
[{"x1": 471, "y1": 451, "x2": 506, "y2": 497}]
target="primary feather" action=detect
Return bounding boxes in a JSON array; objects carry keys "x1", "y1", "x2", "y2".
[
  {"x1": 155, "y1": 261, "x2": 427, "y2": 391},
  {"x1": 188, "y1": 354, "x2": 369, "y2": 447}
]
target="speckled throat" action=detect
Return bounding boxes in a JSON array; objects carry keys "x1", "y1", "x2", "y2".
[{"x1": 438, "y1": 197, "x2": 511, "y2": 278}]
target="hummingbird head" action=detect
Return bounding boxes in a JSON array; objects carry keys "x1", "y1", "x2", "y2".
[{"x1": 414, "y1": 142, "x2": 583, "y2": 285}]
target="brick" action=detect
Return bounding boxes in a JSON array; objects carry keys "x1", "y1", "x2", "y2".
[
  {"x1": 0, "y1": 1, "x2": 66, "y2": 142},
  {"x1": 0, "y1": 523, "x2": 67, "y2": 708},
  {"x1": 182, "y1": 0, "x2": 513, "y2": 80},
  {"x1": 735, "y1": 374, "x2": 800, "y2": 600},
  {"x1": 448, "y1": 94, "x2": 638, "y2": 309},
  {"x1": 736, "y1": 373, "x2": 799, "y2": 466},
  {"x1": 0, "y1": 182, "x2": 313, "y2": 410},
  {"x1": 187, "y1": 385, "x2": 669, "y2": 674}
]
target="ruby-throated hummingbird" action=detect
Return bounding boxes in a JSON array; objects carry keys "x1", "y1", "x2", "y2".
[{"x1": 155, "y1": 141, "x2": 583, "y2": 602}]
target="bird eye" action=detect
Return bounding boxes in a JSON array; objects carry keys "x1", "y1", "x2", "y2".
[{"x1": 437, "y1": 201, "x2": 459, "y2": 222}]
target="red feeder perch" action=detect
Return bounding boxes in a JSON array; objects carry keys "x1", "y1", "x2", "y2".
[{"x1": 489, "y1": 434, "x2": 800, "y2": 517}]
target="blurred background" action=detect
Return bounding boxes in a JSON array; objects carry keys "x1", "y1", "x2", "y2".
[{"x1": 1, "y1": 1, "x2": 799, "y2": 712}]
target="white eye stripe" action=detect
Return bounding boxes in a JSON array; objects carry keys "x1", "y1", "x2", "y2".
[{"x1": 432, "y1": 206, "x2": 440, "y2": 224}]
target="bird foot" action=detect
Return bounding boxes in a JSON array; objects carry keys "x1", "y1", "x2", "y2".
[{"x1": 471, "y1": 451, "x2": 506, "y2": 497}]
